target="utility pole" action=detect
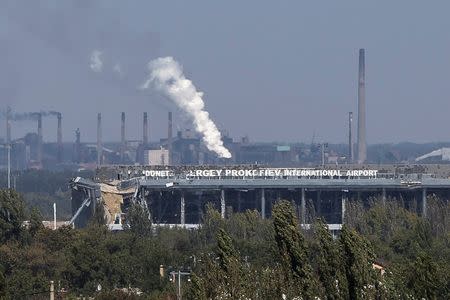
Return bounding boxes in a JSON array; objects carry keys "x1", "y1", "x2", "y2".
[
  {"x1": 169, "y1": 270, "x2": 191, "y2": 300},
  {"x1": 50, "y1": 280, "x2": 55, "y2": 300},
  {"x1": 178, "y1": 270, "x2": 181, "y2": 300},
  {"x1": 7, "y1": 144, "x2": 10, "y2": 189},
  {"x1": 53, "y1": 203, "x2": 57, "y2": 230},
  {"x1": 6, "y1": 106, "x2": 11, "y2": 189}
]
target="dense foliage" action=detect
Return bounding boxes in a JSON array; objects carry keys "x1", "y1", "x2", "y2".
[{"x1": 0, "y1": 189, "x2": 448, "y2": 299}]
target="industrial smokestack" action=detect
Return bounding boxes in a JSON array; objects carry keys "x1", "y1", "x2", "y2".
[
  {"x1": 37, "y1": 113, "x2": 43, "y2": 164},
  {"x1": 357, "y1": 48, "x2": 366, "y2": 164},
  {"x1": 57, "y1": 113, "x2": 62, "y2": 163},
  {"x1": 75, "y1": 128, "x2": 81, "y2": 163},
  {"x1": 121, "y1": 112, "x2": 125, "y2": 163},
  {"x1": 97, "y1": 113, "x2": 102, "y2": 166},
  {"x1": 168, "y1": 111, "x2": 172, "y2": 165},
  {"x1": 143, "y1": 112, "x2": 148, "y2": 146},
  {"x1": 348, "y1": 112, "x2": 354, "y2": 163}
]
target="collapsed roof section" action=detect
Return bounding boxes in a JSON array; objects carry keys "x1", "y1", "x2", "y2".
[{"x1": 70, "y1": 177, "x2": 137, "y2": 228}]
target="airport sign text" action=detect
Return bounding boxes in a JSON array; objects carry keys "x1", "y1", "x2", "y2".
[{"x1": 142, "y1": 168, "x2": 378, "y2": 179}]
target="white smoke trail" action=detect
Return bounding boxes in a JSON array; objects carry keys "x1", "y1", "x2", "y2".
[
  {"x1": 141, "y1": 57, "x2": 232, "y2": 158},
  {"x1": 90, "y1": 50, "x2": 103, "y2": 72}
]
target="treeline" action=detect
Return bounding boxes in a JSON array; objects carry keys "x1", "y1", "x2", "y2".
[
  {"x1": 0, "y1": 169, "x2": 93, "y2": 219},
  {"x1": 0, "y1": 189, "x2": 449, "y2": 299}
]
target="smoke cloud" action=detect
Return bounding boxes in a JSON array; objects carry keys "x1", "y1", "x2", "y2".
[
  {"x1": 90, "y1": 50, "x2": 103, "y2": 73},
  {"x1": 1, "y1": 1, "x2": 160, "y2": 141},
  {"x1": 1, "y1": 110, "x2": 61, "y2": 121},
  {"x1": 141, "y1": 57, "x2": 232, "y2": 158}
]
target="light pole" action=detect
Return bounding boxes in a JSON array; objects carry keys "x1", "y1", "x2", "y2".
[{"x1": 320, "y1": 142, "x2": 328, "y2": 167}]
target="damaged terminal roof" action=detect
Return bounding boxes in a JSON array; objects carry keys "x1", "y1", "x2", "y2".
[
  {"x1": 100, "y1": 181, "x2": 136, "y2": 225},
  {"x1": 70, "y1": 177, "x2": 136, "y2": 228}
]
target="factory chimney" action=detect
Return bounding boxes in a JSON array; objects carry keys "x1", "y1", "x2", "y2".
[
  {"x1": 357, "y1": 48, "x2": 367, "y2": 164},
  {"x1": 37, "y1": 113, "x2": 43, "y2": 164},
  {"x1": 348, "y1": 112, "x2": 354, "y2": 163},
  {"x1": 168, "y1": 111, "x2": 173, "y2": 165},
  {"x1": 143, "y1": 112, "x2": 148, "y2": 146},
  {"x1": 57, "y1": 113, "x2": 63, "y2": 163},
  {"x1": 75, "y1": 128, "x2": 81, "y2": 163},
  {"x1": 97, "y1": 113, "x2": 102, "y2": 166},
  {"x1": 121, "y1": 112, "x2": 125, "y2": 163}
]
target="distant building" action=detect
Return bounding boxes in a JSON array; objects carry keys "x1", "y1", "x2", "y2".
[{"x1": 145, "y1": 149, "x2": 170, "y2": 166}]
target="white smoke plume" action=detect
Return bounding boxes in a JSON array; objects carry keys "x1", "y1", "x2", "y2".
[
  {"x1": 141, "y1": 57, "x2": 232, "y2": 158},
  {"x1": 90, "y1": 50, "x2": 103, "y2": 72}
]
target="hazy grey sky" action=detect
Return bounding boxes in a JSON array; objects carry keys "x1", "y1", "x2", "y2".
[{"x1": 1, "y1": 1, "x2": 450, "y2": 144}]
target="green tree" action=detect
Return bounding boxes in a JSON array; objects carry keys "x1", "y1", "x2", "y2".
[
  {"x1": 126, "y1": 203, "x2": 152, "y2": 237},
  {"x1": 188, "y1": 251, "x2": 222, "y2": 299},
  {"x1": 216, "y1": 228, "x2": 247, "y2": 299},
  {"x1": 186, "y1": 274, "x2": 207, "y2": 300},
  {"x1": 402, "y1": 251, "x2": 442, "y2": 299},
  {"x1": 0, "y1": 265, "x2": 5, "y2": 299},
  {"x1": 198, "y1": 203, "x2": 224, "y2": 246},
  {"x1": 226, "y1": 210, "x2": 277, "y2": 268},
  {"x1": 0, "y1": 190, "x2": 26, "y2": 243},
  {"x1": 312, "y1": 218, "x2": 348, "y2": 299},
  {"x1": 272, "y1": 200, "x2": 316, "y2": 298},
  {"x1": 340, "y1": 225, "x2": 377, "y2": 300},
  {"x1": 29, "y1": 207, "x2": 44, "y2": 237},
  {"x1": 63, "y1": 225, "x2": 110, "y2": 293}
]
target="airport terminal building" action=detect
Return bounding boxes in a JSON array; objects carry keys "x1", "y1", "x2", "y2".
[{"x1": 70, "y1": 165, "x2": 450, "y2": 229}]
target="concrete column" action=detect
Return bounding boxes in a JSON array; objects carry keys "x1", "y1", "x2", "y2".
[
  {"x1": 220, "y1": 189, "x2": 226, "y2": 219},
  {"x1": 261, "y1": 189, "x2": 266, "y2": 219},
  {"x1": 197, "y1": 194, "x2": 202, "y2": 223},
  {"x1": 158, "y1": 192, "x2": 162, "y2": 223},
  {"x1": 341, "y1": 192, "x2": 346, "y2": 224},
  {"x1": 86, "y1": 188, "x2": 92, "y2": 216},
  {"x1": 237, "y1": 191, "x2": 241, "y2": 213},
  {"x1": 141, "y1": 187, "x2": 151, "y2": 222},
  {"x1": 180, "y1": 192, "x2": 185, "y2": 225},
  {"x1": 382, "y1": 188, "x2": 386, "y2": 205},
  {"x1": 422, "y1": 188, "x2": 427, "y2": 218},
  {"x1": 301, "y1": 188, "x2": 306, "y2": 224},
  {"x1": 317, "y1": 190, "x2": 322, "y2": 215}
]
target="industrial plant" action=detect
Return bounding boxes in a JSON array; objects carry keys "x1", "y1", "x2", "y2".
[
  {"x1": 0, "y1": 49, "x2": 375, "y2": 171},
  {"x1": 2, "y1": 49, "x2": 450, "y2": 230}
]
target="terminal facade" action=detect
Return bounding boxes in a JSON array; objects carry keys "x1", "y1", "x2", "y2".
[{"x1": 70, "y1": 165, "x2": 450, "y2": 229}]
